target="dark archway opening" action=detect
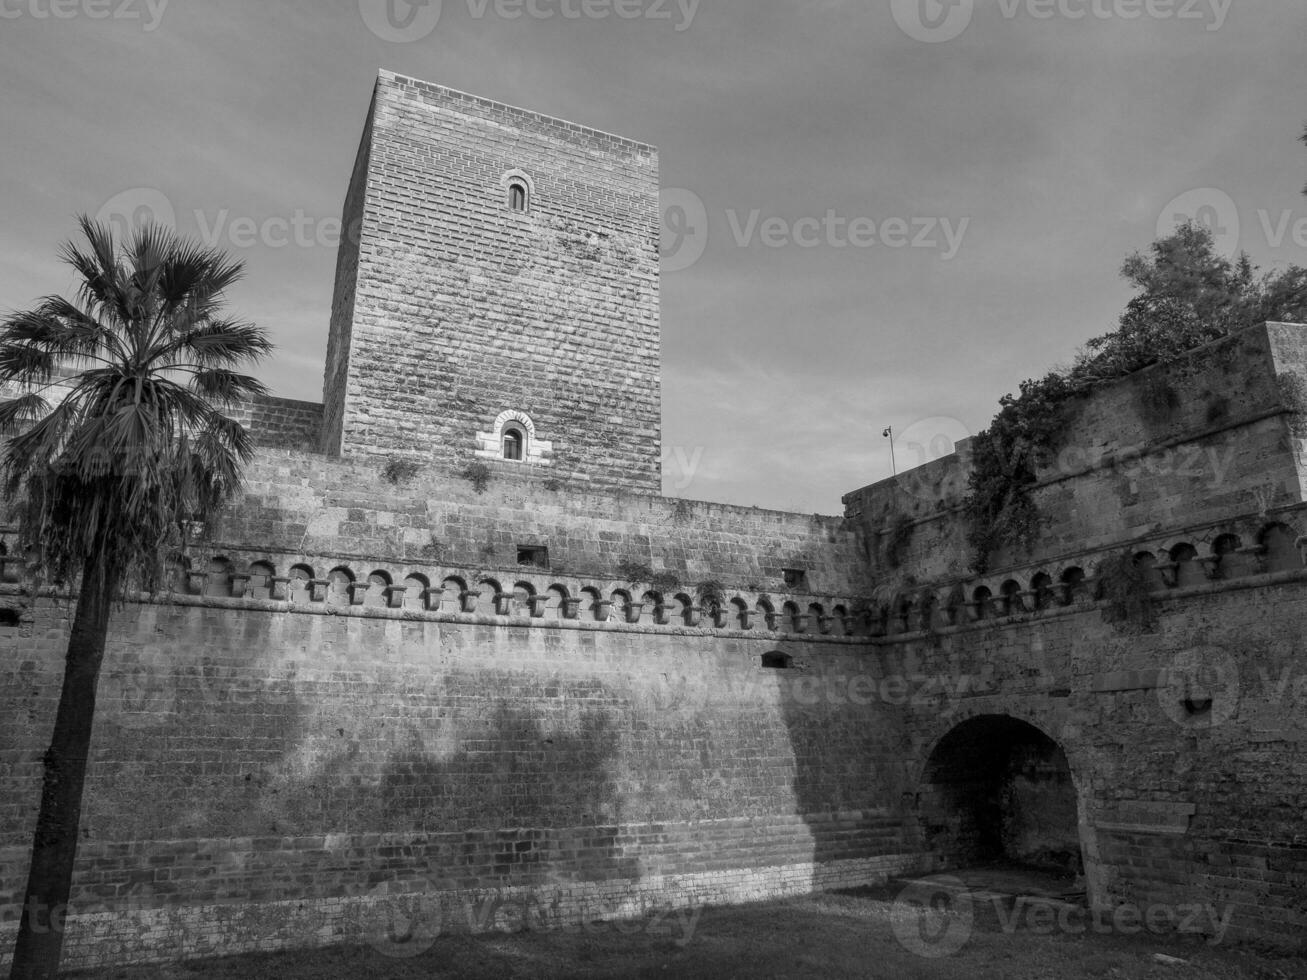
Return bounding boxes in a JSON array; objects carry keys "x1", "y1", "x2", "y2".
[{"x1": 919, "y1": 715, "x2": 1084, "y2": 879}]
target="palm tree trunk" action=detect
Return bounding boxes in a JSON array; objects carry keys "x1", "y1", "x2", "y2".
[{"x1": 8, "y1": 553, "x2": 114, "y2": 980}]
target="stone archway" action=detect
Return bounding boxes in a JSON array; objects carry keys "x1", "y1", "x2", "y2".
[{"x1": 918, "y1": 715, "x2": 1084, "y2": 877}]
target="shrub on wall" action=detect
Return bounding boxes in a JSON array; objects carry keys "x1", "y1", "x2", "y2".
[
  {"x1": 695, "y1": 580, "x2": 726, "y2": 610},
  {"x1": 461, "y1": 462, "x2": 492, "y2": 495},
  {"x1": 382, "y1": 457, "x2": 422, "y2": 485},
  {"x1": 883, "y1": 515, "x2": 917, "y2": 570},
  {"x1": 963, "y1": 221, "x2": 1307, "y2": 574},
  {"x1": 1097, "y1": 551, "x2": 1157, "y2": 633}
]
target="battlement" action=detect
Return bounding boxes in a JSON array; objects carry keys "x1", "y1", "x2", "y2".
[{"x1": 210, "y1": 447, "x2": 869, "y2": 598}]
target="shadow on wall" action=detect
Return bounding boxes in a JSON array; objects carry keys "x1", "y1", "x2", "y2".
[
  {"x1": 346, "y1": 696, "x2": 638, "y2": 888},
  {"x1": 773, "y1": 652, "x2": 916, "y2": 877}
]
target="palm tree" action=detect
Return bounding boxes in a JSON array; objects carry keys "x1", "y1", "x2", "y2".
[{"x1": 2, "y1": 217, "x2": 272, "y2": 979}]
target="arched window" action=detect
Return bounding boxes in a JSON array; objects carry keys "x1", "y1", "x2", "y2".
[
  {"x1": 476, "y1": 410, "x2": 552, "y2": 466},
  {"x1": 508, "y1": 180, "x2": 528, "y2": 213},
  {"x1": 503, "y1": 426, "x2": 525, "y2": 461}
]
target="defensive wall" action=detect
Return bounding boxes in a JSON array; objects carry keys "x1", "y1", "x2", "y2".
[
  {"x1": 2, "y1": 324, "x2": 1306, "y2": 969},
  {"x1": 0, "y1": 462, "x2": 907, "y2": 970},
  {"x1": 843, "y1": 320, "x2": 1307, "y2": 950}
]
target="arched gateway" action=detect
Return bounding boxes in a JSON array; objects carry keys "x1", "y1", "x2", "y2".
[{"x1": 918, "y1": 715, "x2": 1085, "y2": 878}]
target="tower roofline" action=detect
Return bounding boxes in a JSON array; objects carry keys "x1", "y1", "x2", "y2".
[{"x1": 377, "y1": 68, "x2": 659, "y2": 156}]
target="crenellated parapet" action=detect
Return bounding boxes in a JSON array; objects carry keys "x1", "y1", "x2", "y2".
[
  {"x1": 129, "y1": 551, "x2": 878, "y2": 640},
  {"x1": 861, "y1": 510, "x2": 1306, "y2": 639},
  {"x1": 846, "y1": 322, "x2": 1307, "y2": 585}
]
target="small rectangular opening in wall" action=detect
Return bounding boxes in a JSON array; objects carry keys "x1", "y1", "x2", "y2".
[
  {"x1": 518, "y1": 546, "x2": 550, "y2": 569},
  {"x1": 782, "y1": 568, "x2": 809, "y2": 591},
  {"x1": 0, "y1": 608, "x2": 21, "y2": 628}
]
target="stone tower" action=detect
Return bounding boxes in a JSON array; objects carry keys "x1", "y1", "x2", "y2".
[{"x1": 321, "y1": 70, "x2": 663, "y2": 493}]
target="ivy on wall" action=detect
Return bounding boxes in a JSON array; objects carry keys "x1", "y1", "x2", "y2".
[{"x1": 963, "y1": 221, "x2": 1307, "y2": 574}]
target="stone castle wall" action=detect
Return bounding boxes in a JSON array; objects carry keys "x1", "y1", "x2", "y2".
[
  {"x1": 834, "y1": 319, "x2": 1307, "y2": 951},
  {"x1": 0, "y1": 587, "x2": 913, "y2": 970},
  {"x1": 4, "y1": 334, "x2": 1307, "y2": 968},
  {"x1": 880, "y1": 565, "x2": 1307, "y2": 950},
  {"x1": 844, "y1": 322, "x2": 1307, "y2": 590},
  {"x1": 209, "y1": 449, "x2": 870, "y2": 602}
]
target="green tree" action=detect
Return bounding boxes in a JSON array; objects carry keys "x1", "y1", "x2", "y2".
[
  {"x1": 1078, "y1": 222, "x2": 1307, "y2": 381},
  {"x1": 2, "y1": 217, "x2": 271, "y2": 979}
]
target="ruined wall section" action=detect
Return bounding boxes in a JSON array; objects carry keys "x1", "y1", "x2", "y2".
[
  {"x1": 845, "y1": 323, "x2": 1307, "y2": 590},
  {"x1": 323, "y1": 72, "x2": 662, "y2": 493}
]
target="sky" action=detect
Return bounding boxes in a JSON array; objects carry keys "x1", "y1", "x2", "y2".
[{"x1": 1, "y1": 0, "x2": 1304, "y2": 514}]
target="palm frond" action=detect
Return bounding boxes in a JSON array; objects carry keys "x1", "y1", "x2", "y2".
[
  {"x1": 161, "y1": 318, "x2": 272, "y2": 368},
  {"x1": 2, "y1": 215, "x2": 275, "y2": 582},
  {"x1": 0, "y1": 336, "x2": 56, "y2": 385},
  {"x1": 0, "y1": 392, "x2": 50, "y2": 432},
  {"x1": 189, "y1": 369, "x2": 270, "y2": 406}
]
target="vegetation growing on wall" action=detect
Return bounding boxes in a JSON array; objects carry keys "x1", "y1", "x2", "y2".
[
  {"x1": 1097, "y1": 551, "x2": 1158, "y2": 633},
  {"x1": 1137, "y1": 374, "x2": 1181, "y2": 424},
  {"x1": 964, "y1": 221, "x2": 1307, "y2": 573},
  {"x1": 671, "y1": 498, "x2": 694, "y2": 525},
  {"x1": 1278, "y1": 371, "x2": 1307, "y2": 439},
  {"x1": 883, "y1": 515, "x2": 916, "y2": 569},
  {"x1": 382, "y1": 457, "x2": 422, "y2": 485},
  {"x1": 650, "y1": 572, "x2": 681, "y2": 595},
  {"x1": 421, "y1": 532, "x2": 443, "y2": 561},
  {"x1": 461, "y1": 461, "x2": 492, "y2": 495},
  {"x1": 614, "y1": 558, "x2": 679, "y2": 595},
  {"x1": 695, "y1": 580, "x2": 726, "y2": 610}
]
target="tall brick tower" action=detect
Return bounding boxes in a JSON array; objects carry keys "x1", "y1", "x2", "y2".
[{"x1": 321, "y1": 71, "x2": 663, "y2": 494}]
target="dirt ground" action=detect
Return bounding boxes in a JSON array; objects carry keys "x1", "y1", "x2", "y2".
[{"x1": 76, "y1": 885, "x2": 1307, "y2": 980}]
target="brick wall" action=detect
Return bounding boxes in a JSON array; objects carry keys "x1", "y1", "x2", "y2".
[
  {"x1": 209, "y1": 448, "x2": 871, "y2": 600},
  {"x1": 0, "y1": 591, "x2": 914, "y2": 971},
  {"x1": 880, "y1": 574, "x2": 1307, "y2": 949},
  {"x1": 228, "y1": 396, "x2": 324, "y2": 453},
  {"x1": 320, "y1": 72, "x2": 663, "y2": 494}
]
